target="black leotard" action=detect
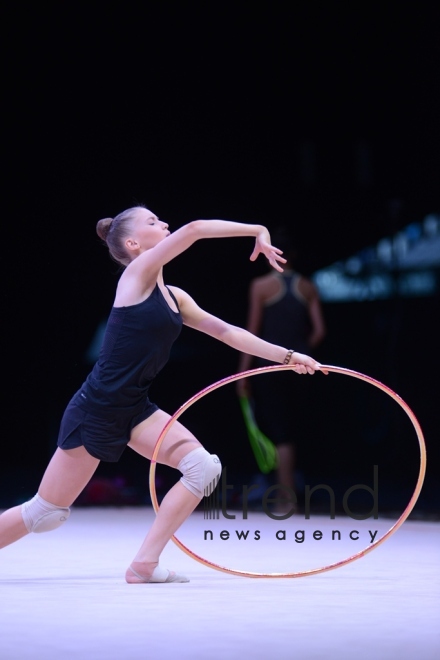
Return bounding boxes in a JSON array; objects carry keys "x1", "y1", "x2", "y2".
[
  {"x1": 57, "y1": 284, "x2": 182, "y2": 461},
  {"x1": 255, "y1": 271, "x2": 311, "y2": 366}
]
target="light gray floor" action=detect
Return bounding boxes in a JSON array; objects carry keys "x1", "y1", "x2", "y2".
[{"x1": 1, "y1": 507, "x2": 439, "y2": 660}]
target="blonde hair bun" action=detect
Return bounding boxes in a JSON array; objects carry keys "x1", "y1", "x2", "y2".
[{"x1": 96, "y1": 217, "x2": 113, "y2": 241}]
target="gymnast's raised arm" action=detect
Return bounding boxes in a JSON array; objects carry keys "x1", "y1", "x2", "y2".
[
  {"x1": 95, "y1": 207, "x2": 287, "y2": 307},
  {"x1": 126, "y1": 218, "x2": 285, "y2": 274}
]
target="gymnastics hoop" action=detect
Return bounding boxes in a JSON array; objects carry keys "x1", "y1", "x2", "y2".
[{"x1": 149, "y1": 365, "x2": 427, "y2": 579}]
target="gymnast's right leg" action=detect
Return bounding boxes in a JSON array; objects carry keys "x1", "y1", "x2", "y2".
[{"x1": 0, "y1": 446, "x2": 99, "y2": 549}]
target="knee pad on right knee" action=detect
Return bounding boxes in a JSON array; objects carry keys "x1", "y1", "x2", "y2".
[
  {"x1": 178, "y1": 447, "x2": 222, "y2": 499},
  {"x1": 21, "y1": 493, "x2": 70, "y2": 533}
]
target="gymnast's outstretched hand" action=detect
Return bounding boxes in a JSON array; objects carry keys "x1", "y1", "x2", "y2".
[
  {"x1": 289, "y1": 351, "x2": 329, "y2": 375},
  {"x1": 249, "y1": 229, "x2": 287, "y2": 272}
]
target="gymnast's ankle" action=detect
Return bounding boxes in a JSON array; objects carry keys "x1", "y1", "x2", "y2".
[{"x1": 125, "y1": 560, "x2": 158, "y2": 583}]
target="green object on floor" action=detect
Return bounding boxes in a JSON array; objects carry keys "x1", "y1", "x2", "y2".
[{"x1": 238, "y1": 395, "x2": 278, "y2": 474}]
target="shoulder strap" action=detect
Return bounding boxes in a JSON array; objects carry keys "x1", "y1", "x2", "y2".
[{"x1": 165, "y1": 286, "x2": 181, "y2": 312}]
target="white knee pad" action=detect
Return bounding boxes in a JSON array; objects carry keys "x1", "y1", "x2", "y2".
[
  {"x1": 21, "y1": 493, "x2": 70, "y2": 533},
  {"x1": 178, "y1": 447, "x2": 222, "y2": 498}
]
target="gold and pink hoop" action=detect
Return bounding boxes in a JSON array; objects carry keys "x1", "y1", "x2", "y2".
[{"x1": 149, "y1": 365, "x2": 427, "y2": 578}]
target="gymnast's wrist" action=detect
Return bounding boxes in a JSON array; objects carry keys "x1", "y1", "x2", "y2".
[{"x1": 283, "y1": 349, "x2": 295, "y2": 365}]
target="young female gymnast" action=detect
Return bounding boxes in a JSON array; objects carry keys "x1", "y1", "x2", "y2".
[{"x1": 0, "y1": 207, "x2": 322, "y2": 583}]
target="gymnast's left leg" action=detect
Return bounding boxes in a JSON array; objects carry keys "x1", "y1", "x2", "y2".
[{"x1": 126, "y1": 409, "x2": 221, "y2": 583}]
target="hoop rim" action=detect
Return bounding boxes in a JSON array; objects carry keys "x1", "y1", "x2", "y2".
[{"x1": 149, "y1": 364, "x2": 427, "y2": 579}]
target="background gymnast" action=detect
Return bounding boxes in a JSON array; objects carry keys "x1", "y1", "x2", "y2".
[
  {"x1": 237, "y1": 227, "x2": 327, "y2": 510},
  {"x1": 0, "y1": 207, "x2": 322, "y2": 583}
]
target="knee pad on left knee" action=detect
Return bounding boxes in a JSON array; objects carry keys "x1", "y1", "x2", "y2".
[
  {"x1": 178, "y1": 447, "x2": 222, "y2": 498},
  {"x1": 21, "y1": 493, "x2": 71, "y2": 533}
]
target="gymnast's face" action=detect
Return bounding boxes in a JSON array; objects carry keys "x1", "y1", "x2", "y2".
[{"x1": 129, "y1": 207, "x2": 170, "y2": 251}]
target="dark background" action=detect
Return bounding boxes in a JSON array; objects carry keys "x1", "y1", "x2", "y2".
[{"x1": 2, "y1": 4, "x2": 439, "y2": 513}]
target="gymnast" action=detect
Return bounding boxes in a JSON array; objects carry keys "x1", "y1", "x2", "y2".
[{"x1": 0, "y1": 207, "x2": 322, "y2": 583}]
